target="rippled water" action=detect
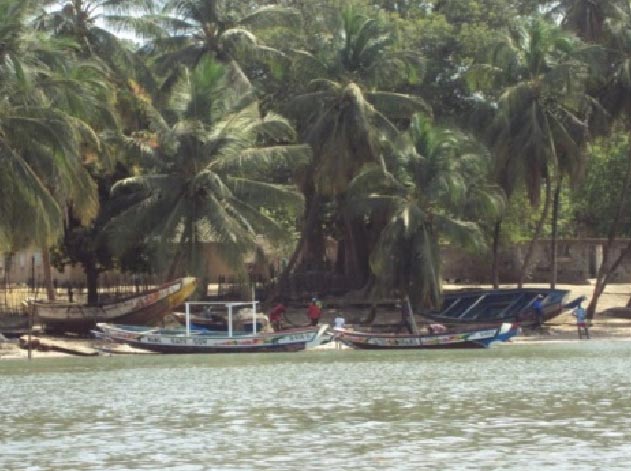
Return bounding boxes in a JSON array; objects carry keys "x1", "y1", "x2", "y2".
[{"x1": 2, "y1": 341, "x2": 631, "y2": 470}]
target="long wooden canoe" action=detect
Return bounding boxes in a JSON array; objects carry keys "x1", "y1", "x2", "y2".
[
  {"x1": 28, "y1": 277, "x2": 197, "y2": 334},
  {"x1": 332, "y1": 322, "x2": 518, "y2": 349},
  {"x1": 95, "y1": 323, "x2": 330, "y2": 353}
]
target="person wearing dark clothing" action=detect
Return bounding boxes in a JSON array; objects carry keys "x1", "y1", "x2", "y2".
[
  {"x1": 532, "y1": 294, "x2": 544, "y2": 329},
  {"x1": 399, "y1": 302, "x2": 413, "y2": 334},
  {"x1": 307, "y1": 298, "x2": 322, "y2": 326}
]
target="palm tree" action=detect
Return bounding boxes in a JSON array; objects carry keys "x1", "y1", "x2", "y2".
[
  {"x1": 0, "y1": 0, "x2": 104, "y2": 300},
  {"x1": 480, "y1": 17, "x2": 590, "y2": 288},
  {"x1": 276, "y1": 4, "x2": 429, "y2": 294},
  {"x1": 551, "y1": 0, "x2": 626, "y2": 42},
  {"x1": 137, "y1": 0, "x2": 300, "y2": 87},
  {"x1": 105, "y1": 57, "x2": 309, "y2": 293},
  {"x1": 347, "y1": 114, "x2": 504, "y2": 309},
  {"x1": 569, "y1": 2, "x2": 631, "y2": 317},
  {"x1": 2, "y1": 2, "x2": 127, "y2": 299}
]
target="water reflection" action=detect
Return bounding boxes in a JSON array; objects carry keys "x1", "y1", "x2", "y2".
[{"x1": 1, "y1": 342, "x2": 631, "y2": 470}]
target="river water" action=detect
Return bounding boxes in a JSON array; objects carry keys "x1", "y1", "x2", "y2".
[{"x1": 1, "y1": 341, "x2": 631, "y2": 471}]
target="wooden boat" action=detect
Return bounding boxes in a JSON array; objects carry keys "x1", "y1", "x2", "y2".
[
  {"x1": 171, "y1": 308, "x2": 270, "y2": 332},
  {"x1": 95, "y1": 300, "x2": 330, "y2": 353},
  {"x1": 422, "y1": 288, "x2": 570, "y2": 328},
  {"x1": 28, "y1": 277, "x2": 197, "y2": 334},
  {"x1": 332, "y1": 322, "x2": 519, "y2": 349}
]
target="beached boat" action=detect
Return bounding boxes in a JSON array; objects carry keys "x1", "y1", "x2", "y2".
[
  {"x1": 171, "y1": 308, "x2": 270, "y2": 332},
  {"x1": 28, "y1": 277, "x2": 197, "y2": 334},
  {"x1": 95, "y1": 300, "x2": 330, "y2": 353},
  {"x1": 0, "y1": 313, "x2": 30, "y2": 337},
  {"x1": 332, "y1": 322, "x2": 518, "y2": 349},
  {"x1": 422, "y1": 288, "x2": 570, "y2": 328}
]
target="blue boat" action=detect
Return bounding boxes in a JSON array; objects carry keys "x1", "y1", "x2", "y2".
[{"x1": 423, "y1": 288, "x2": 571, "y2": 328}]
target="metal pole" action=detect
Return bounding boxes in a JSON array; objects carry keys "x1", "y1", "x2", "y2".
[
  {"x1": 405, "y1": 296, "x2": 420, "y2": 335},
  {"x1": 27, "y1": 301, "x2": 33, "y2": 360},
  {"x1": 228, "y1": 304, "x2": 233, "y2": 338},
  {"x1": 31, "y1": 255, "x2": 35, "y2": 293},
  {"x1": 185, "y1": 302, "x2": 191, "y2": 336},
  {"x1": 252, "y1": 299, "x2": 256, "y2": 335}
]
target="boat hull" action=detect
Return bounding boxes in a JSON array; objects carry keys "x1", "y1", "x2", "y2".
[
  {"x1": 333, "y1": 323, "x2": 517, "y2": 350},
  {"x1": 96, "y1": 323, "x2": 330, "y2": 354},
  {"x1": 30, "y1": 278, "x2": 197, "y2": 334},
  {"x1": 424, "y1": 288, "x2": 569, "y2": 327}
]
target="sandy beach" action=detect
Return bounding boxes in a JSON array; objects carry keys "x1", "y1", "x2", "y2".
[{"x1": 2, "y1": 280, "x2": 630, "y2": 359}]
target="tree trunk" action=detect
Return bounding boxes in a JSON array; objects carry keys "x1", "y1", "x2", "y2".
[
  {"x1": 518, "y1": 179, "x2": 552, "y2": 288},
  {"x1": 491, "y1": 220, "x2": 502, "y2": 288},
  {"x1": 550, "y1": 178, "x2": 562, "y2": 289},
  {"x1": 85, "y1": 261, "x2": 99, "y2": 306},
  {"x1": 296, "y1": 189, "x2": 325, "y2": 272},
  {"x1": 41, "y1": 246, "x2": 55, "y2": 301},
  {"x1": 265, "y1": 194, "x2": 322, "y2": 302},
  {"x1": 587, "y1": 140, "x2": 631, "y2": 318},
  {"x1": 343, "y1": 216, "x2": 370, "y2": 288}
]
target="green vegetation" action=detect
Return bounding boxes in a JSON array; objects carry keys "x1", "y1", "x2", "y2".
[{"x1": 1, "y1": 0, "x2": 631, "y2": 314}]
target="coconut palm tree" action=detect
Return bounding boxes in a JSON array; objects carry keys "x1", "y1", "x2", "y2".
[
  {"x1": 346, "y1": 114, "x2": 504, "y2": 309},
  {"x1": 0, "y1": 0, "x2": 124, "y2": 301},
  {"x1": 104, "y1": 56, "x2": 310, "y2": 292},
  {"x1": 569, "y1": 2, "x2": 631, "y2": 317},
  {"x1": 0, "y1": 1, "x2": 100, "y2": 250},
  {"x1": 276, "y1": 4, "x2": 429, "y2": 294},
  {"x1": 137, "y1": 0, "x2": 300, "y2": 88},
  {"x1": 551, "y1": 0, "x2": 626, "y2": 42},
  {"x1": 480, "y1": 17, "x2": 590, "y2": 288}
]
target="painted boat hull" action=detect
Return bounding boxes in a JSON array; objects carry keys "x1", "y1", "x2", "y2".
[
  {"x1": 29, "y1": 278, "x2": 197, "y2": 334},
  {"x1": 424, "y1": 288, "x2": 569, "y2": 327},
  {"x1": 96, "y1": 323, "x2": 330, "y2": 354},
  {"x1": 0, "y1": 314, "x2": 30, "y2": 337},
  {"x1": 333, "y1": 323, "x2": 518, "y2": 350}
]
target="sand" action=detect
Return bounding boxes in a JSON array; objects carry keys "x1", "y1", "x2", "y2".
[{"x1": 2, "y1": 280, "x2": 630, "y2": 359}]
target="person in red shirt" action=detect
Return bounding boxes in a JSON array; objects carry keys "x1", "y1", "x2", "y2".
[
  {"x1": 269, "y1": 303, "x2": 286, "y2": 332},
  {"x1": 307, "y1": 298, "x2": 322, "y2": 326}
]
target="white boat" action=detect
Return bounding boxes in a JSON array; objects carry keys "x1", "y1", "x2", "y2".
[{"x1": 96, "y1": 300, "x2": 330, "y2": 353}]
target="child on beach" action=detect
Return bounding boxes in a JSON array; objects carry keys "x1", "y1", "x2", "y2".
[{"x1": 572, "y1": 297, "x2": 589, "y2": 339}]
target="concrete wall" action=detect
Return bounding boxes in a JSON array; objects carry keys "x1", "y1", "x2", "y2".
[
  {"x1": 441, "y1": 239, "x2": 631, "y2": 284},
  {"x1": 4, "y1": 238, "x2": 630, "y2": 287}
]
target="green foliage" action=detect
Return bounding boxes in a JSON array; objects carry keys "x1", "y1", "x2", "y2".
[
  {"x1": 3, "y1": 0, "x2": 631, "y2": 296},
  {"x1": 105, "y1": 57, "x2": 307, "y2": 279},
  {"x1": 571, "y1": 133, "x2": 631, "y2": 237}
]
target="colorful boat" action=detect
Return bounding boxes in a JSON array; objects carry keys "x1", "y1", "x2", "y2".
[
  {"x1": 28, "y1": 277, "x2": 197, "y2": 334},
  {"x1": 95, "y1": 300, "x2": 330, "y2": 353},
  {"x1": 332, "y1": 322, "x2": 518, "y2": 349},
  {"x1": 423, "y1": 288, "x2": 570, "y2": 328}
]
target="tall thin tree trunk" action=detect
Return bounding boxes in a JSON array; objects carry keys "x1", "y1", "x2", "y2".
[
  {"x1": 85, "y1": 261, "x2": 99, "y2": 306},
  {"x1": 550, "y1": 177, "x2": 562, "y2": 289},
  {"x1": 41, "y1": 246, "x2": 55, "y2": 301},
  {"x1": 265, "y1": 194, "x2": 322, "y2": 303},
  {"x1": 518, "y1": 179, "x2": 552, "y2": 288},
  {"x1": 587, "y1": 137, "x2": 631, "y2": 319},
  {"x1": 491, "y1": 220, "x2": 502, "y2": 288}
]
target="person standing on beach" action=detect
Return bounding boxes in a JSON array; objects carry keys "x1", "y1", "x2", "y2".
[
  {"x1": 307, "y1": 298, "x2": 322, "y2": 326},
  {"x1": 269, "y1": 303, "x2": 286, "y2": 332},
  {"x1": 572, "y1": 297, "x2": 589, "y2": 339},
  {"x1": 532, "y1": 294, "x2": 544, "y2": 329}
]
